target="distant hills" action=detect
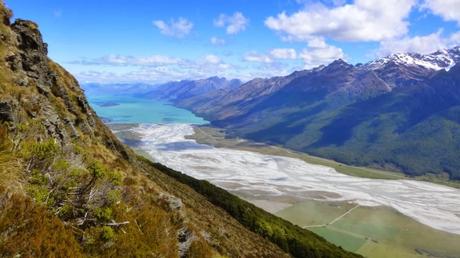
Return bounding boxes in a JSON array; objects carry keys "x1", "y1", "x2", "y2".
[
  {"x1": 141, "y1": 76, "x2": 242, "y2": 100},
  {"x1": 150, "y1": 47, "x2": 460, "y2": 180}
]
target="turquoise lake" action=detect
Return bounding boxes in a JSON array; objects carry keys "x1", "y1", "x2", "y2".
[{"x1": 86, "y1": 93, "x2": 208, "y2": 124}]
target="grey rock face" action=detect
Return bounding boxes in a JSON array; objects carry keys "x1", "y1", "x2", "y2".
[
  {"x1": 0, "y1": 100, "x2": 15, "y2": 123},
  {"x1": 41, "y1": 102, "x2": 68, "y2": 142},
  {"x1": 11, "y1": 19, "x2": 52, "y2": 91}
]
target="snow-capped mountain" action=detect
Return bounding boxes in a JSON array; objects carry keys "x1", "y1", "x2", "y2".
[{"x1": 367, "y1": 46, "x2": 460, "y2": 71}]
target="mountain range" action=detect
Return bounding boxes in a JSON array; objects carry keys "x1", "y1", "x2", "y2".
[{"x1": 149, "y1": 47, "x2": 460, "y2": 180}]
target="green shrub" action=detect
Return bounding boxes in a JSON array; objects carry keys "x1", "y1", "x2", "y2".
[
  {"x1": 29, "y1": 169, "x2": 48, "y2": 185},
  {"x1": 23, "y1": 139, "x2": 59, "y2": 160},
  {"x1": 59, "y1": 203, "x2": 74, "y2": 219},
  {"x1": 70, "y1": 167, "x2": 88, "y2": 177},
  {"x1": 87, "y1": 161, "x2": 123, "y2": 185},
  {"x1": 87, "y1": 161, "x2": 105, "y2": 179},
  {"x1": 52, "y1": 159, "x2": 70, "y2": 171},
  {"x1": 22, "y1": 139, "x2": 60, "y2": 170},
  {"x1": 107, "y1": 170, "x2": 123, "y2": 185},
  {"x1": 101, "y1": 226, "x2": 115, "y2": 241},
  {"x1": 107, "y1": 189, "x2": 121, "y2": 205},
  {"x1": 27, "y1": 184, "x2": 53, "y2": 206},
  {"x1": 94, "y1": 207, "x2": 113, "y2": 222}
]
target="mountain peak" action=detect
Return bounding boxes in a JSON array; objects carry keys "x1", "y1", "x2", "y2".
[
  {"x1": 368, "y1": 46, "x2": 460, "y2": 71},
  {"x1": 330, "y1": 58, "x2": 349, "y2": 66},
  {"x1": 322, "y1": 58, "x2": 353, "y2": 73}
]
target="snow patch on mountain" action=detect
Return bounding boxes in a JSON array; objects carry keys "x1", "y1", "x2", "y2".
[{"x1": 368, "y1": 46, "x2": 460, "y2": 71}]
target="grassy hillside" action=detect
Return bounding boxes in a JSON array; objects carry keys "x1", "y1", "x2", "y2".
[
  {"x1": 149, "y1": 162, "x2": 358, "y2": 258},
  {"x1": 0, "y1": 2, "x2": 359, "y2": 257}
]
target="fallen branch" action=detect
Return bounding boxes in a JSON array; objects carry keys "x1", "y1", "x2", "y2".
[{"x1": 104, "y1": 220, "x2": 130, "y2": 227}]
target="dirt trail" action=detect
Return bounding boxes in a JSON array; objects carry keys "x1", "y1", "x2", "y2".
[{"x1": 303, "y1": 204, "x2": 360, "y2": 228}]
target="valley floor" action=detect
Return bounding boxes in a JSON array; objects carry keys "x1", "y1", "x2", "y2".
[
  {"x1": 190, "y1": 126, "x2": 460, "y2": 188},
  {"x1": 110, "y1": 123, "x2": 460, "y2": 258}
]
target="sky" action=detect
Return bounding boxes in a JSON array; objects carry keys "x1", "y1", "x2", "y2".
[{"x1": 5, "y1": 0, "x2": 460, "y2": 84}]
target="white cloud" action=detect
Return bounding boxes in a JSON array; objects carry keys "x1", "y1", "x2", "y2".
[
  {"x1": 72, "y1": 54, "x2": 182, "y2": 66},
  {"x1": 243, "y1": 53, "x2": 273, "y2": 63},
  {"x1": 204, "y1": 54, "x2": 221, "y2": 64},
  {"x1": 378, "y1": 31, "x2": 446, "y2": 55},
  {"x1": 422, "y1": 0, "x2": 460, "y2": 24},
  {"x1": 270, "y1": 48, "x2": 297, "y2": 59},
  {"x1": 244, "y1": 48, "x2": 298, "y2": 63},
  {"x1": 450, "y1": 31, "x2": 460, "y2": 43},
  {"x1": 214, "y1": 12, "x2": 248, "y2": 35},
  {"x1": 265, "y1": 0, "x2": 415, "y2": 42},
  {"x1": 153, "y1": 17, "x2": 193, "y2": 38},
  {"x1": 377, "y1": 30, "x2": 460, "y2": 56},
  {"x1": 300, "y1": 39, "x2": 345, "y2": 68},
  {"x1": 243, "y1": 40, "x2": 343, "y2": 68},
  {"x1": 210, "y1": 36, "x2": 226, "y2": 45},
  {"x1": 71, "y1": 54, "x2": 238, "y2": 84}
]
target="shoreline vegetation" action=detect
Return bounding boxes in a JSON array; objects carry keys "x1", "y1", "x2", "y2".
[{"x1": 187, "y1": 125, "x2": 460, "y2": 189}]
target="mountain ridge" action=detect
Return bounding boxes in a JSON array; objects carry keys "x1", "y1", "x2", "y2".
[{"x1": 151, "y1": 46, "x2": 460, "y2": 180}]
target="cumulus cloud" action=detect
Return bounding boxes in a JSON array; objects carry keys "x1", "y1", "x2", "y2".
[
  {"x1": 210, "y1": 36, "x2": 226, "y2": 45},
  {"x1": 243, "y1": 40, "x2": 343, "y2": 69},
  {"x1": 377, "y1": 30, "x2": 460, "y2": 56},
  {"x1": 422, "y1": 0, "x2": 460, "y2": 24},
  {"x1": 270, "y1": 48, "x2": 297, "y2": 59},
  {"x1": 265, "y1": 0, "x2": 415, "y2": 42},
  {"x1": 300, "y1": 38, "x2": 345, "y2": 68},
  {"x1": 214, "y1": 12, "x2": 248, "y2": 35},
  {"x1": 153, "y1": 17, "x2": 193, "y2": 38}
]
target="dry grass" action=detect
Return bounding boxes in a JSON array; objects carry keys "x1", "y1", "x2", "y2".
[{"x1": 0, "y1": 188, "x2": 83, "y2": 257}]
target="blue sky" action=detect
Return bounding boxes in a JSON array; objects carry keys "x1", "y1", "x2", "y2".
[{"x1": 5, "y1": 0, "x2": 460, "y2": 84}]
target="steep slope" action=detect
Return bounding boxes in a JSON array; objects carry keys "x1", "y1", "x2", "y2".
[
  {"x1": 313, "y1": 63, "x2": 460, "y2": 178},
  {"x1": 0, "y1": 2, "x2": 358, "y2": 258},
  {"x1": 161, "y1": 48, "x2": 460, "y2": 180}
]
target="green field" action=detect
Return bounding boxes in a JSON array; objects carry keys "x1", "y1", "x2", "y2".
[{"x1": 276, "y1": 200, "x2": 460, "y2": 258}]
